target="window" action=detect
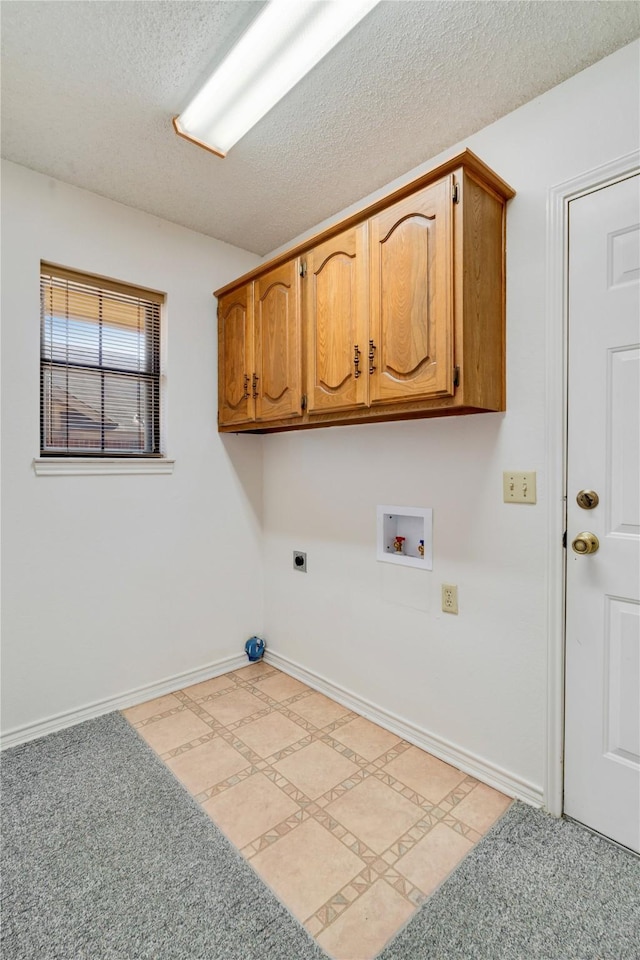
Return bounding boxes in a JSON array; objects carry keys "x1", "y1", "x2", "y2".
[{"x1": 40, "y1": 264, "x2": 163, "y2": 457}]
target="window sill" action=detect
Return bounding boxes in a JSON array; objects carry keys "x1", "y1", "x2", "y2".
[{"x1": 32, "y1": 458, "x2": 175, "y2": 477}]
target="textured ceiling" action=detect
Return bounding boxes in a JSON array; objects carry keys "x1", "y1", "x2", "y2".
[{"x1": 1, "y1": 1, "x2": 639, "y2": 255}]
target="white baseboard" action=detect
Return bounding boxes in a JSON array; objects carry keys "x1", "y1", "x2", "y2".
[
  {"x1": 1, "y1": 653, "x2": 248, "y2": 750},
  {"x1": 3, "y1": 647, "x2": 545, "y2": 809},
  {"x1": 265, "y1": 649, "x2": 544, "y2": 809}
]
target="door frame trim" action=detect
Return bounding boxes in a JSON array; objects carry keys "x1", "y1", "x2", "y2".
[{"x1": 545, "y1": 150, "x2": 639, "y2": 816}]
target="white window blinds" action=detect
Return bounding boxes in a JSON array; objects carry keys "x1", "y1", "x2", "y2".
[{"x1": 40, "y1": 264, "x2": 163, "y2": 456}]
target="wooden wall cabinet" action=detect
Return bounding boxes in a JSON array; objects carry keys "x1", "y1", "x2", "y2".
[
  {"x1": 218, "y1": 283, "x2": 254, "y2": 427},
  {"x1": 218, "y1": 260, "x2": 302, "y2": 428},
  {"x1": 254, "y1": 260, "x2": 302, "y2": 423},
  {"x1": 305, "y1": 223, "x2": 369, "y2": 414},
  {"x1": 216, "y1": 149, "x2": 514, "y2": 433},
  {"x1": 369, "y1": 177, "x2": 454, "y2": 406}
]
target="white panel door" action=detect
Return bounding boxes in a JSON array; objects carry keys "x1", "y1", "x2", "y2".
[{"x1": 564, "y1": 174, "x2": 640, "y2": 852}]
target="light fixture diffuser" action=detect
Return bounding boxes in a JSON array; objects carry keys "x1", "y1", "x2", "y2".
[{"x1": 173, "y1": 0, "x2": 380, "y2": 157}]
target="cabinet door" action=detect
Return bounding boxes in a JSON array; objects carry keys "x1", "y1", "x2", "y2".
[
  {"x1": 306, "y1": 224, "x2": 369, "y2": 413},
  {"x1": 218, "y1": 285, "x2": 254, "y2": 426},
  {"x1": 254, "y1": 260, "x2": 302, "y2": 422},
  {"x1": 369, "y1": 177, "x2": 454, "y2": 404}
]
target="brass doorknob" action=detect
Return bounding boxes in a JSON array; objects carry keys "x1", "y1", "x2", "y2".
[{"x1": 571, "y1": 532, "x2": 599, "y2": 555}]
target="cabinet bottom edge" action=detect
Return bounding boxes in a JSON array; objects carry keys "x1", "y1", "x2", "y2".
[{"x1": 219, "y1": 404, "x2": 505, "y2": 434}]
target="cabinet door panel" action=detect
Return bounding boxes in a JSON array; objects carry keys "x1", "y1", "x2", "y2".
[
  {"x1": 307, "y1": 224, "x2": 368, "y2": 413},
  {"x1": 218, "y1": 286, "x2": 254, "y2": 426},
  {"x1": 370, "y1": 178, "x2": 454, "y2": 403},
  {"x1": 255, "y1": 261, "x2": 301, "y2": 422}
]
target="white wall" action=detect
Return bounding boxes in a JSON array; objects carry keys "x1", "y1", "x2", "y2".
[
  {"x1": 0, "y1": 162, "x2": 263, "y2": 735},
  {"x1": 261, "y1": 42, "x2": 640, "y2": 800}
]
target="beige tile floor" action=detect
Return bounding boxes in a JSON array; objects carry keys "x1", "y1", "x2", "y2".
[{"x1": 123, "y1": 662, "x2": 511, "y2": 960}]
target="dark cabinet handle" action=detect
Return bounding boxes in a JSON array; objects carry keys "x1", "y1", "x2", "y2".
[{"x1": 369, "y1": 340, "x2": 376, "y2": 375}]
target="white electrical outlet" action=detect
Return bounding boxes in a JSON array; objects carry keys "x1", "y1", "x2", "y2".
[
  {"x1": 442, "y1": 584, "x2": 458, "y2": 614},
  {"x1": 503, "y1": 471, "x2": 537, "y2": 504}
]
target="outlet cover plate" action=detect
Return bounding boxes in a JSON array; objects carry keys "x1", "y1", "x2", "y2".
[
  {"x1": 293, "y1": 550, "x2": 307, "y2": 572},
  {"x1": 503, "y1": 471, "x2": 537, "y2": 504},
  {"x1": 442, "y1": 583, "x2": 459, "y2": 614}
]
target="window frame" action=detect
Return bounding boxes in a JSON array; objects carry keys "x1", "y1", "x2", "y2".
[{"x1": 39, "y1": 262, "x2": 165, "y2": 460}]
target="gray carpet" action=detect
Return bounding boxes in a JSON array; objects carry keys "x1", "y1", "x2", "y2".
[
  {"x1": 1, "y1": 712, "x2": 327, "y2": 960},
  {"x1": 378, "y1": 801, "x2": 640, "y2": 960}
]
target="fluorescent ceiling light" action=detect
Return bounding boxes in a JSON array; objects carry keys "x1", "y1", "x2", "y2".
[{"x1": 173, "y1": 0, "x2": 380, "y2": 158}]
